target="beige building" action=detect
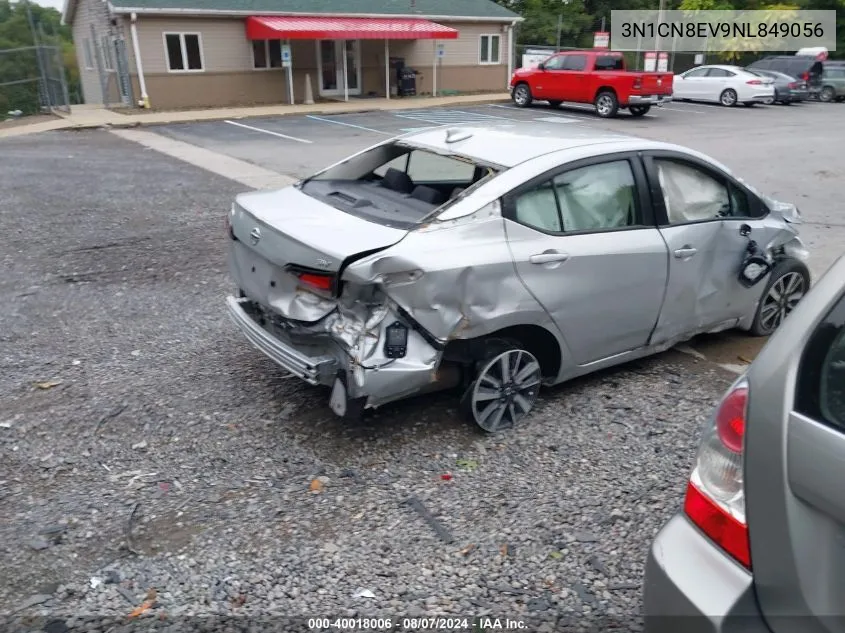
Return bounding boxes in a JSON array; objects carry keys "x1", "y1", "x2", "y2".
[{"x1": 61, "y1": 0, "x2": 521, "y2": 110}]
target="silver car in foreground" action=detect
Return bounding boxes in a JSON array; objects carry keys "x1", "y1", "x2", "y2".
[
  {"x1": 225, "y1": 122, "x2": 810, "y2": 431},
  {"x1": 643, "y1": 254, "x2": 845, "y2": 632}
]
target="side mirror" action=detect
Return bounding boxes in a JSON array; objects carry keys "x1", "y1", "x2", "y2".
[{"x1": 537, "y1": 62, "x2": 545, "y2": 70}]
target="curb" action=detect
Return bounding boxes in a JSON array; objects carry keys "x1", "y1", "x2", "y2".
[{"x1": 62, "y1": 95, "x2": 513, "y2": 132}]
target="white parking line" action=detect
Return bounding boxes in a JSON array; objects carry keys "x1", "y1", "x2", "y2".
[
  {"x1": 224, "y1": 119, "x2": 312, "y2": 144},
  {"x1": 534, "y1": 116, "x2": 583, "y2": 124},
  {"x1": 661, "y1": 105, "x2": 708, "y2": 114},
  {"x1": 488, "y1": 103, "x2": 594, "y2": 120},
  {"x1": 305, "y1": 114, "x2": 393, "y2": 135}
]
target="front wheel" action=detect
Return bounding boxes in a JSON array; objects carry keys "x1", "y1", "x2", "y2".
[
  {"x1": 762, "y1": 96, "x2": 774, "y2": 105},
  {"x1": 512, "y1": 83, "x2": 533, "y2": 108},
  {"x1": 629, "y1": 105, "x2": 651, "y2": 117},
  {"x1": 594, "y1": 90, "x2": 619, "y2": 118},
  {"x1": 749, "y1": 259, "x2": 811, "y2": 336},
  {"x1": 720, "y1": 88, "x2": 738, "y2": 107},
  {"x1": 460, "y1": 340, "x2": 542, "y2": 433}
]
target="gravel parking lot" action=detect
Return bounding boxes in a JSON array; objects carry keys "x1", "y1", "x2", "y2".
[{"x1": 1, "y1": 97, "x2": 843, "y2": 630}]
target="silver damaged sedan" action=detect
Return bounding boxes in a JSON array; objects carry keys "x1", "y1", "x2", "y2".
[{"x1": 225, "y1": 123, "x2": 810, "y2": 431}]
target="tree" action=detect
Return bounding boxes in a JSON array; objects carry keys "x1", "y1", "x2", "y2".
[{"x1": 0, "y1": 0, "x2": 78, "y2": 115}]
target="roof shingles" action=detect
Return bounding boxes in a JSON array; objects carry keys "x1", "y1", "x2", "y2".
[{"x1": 106, "y1": 0, "x2": 519, "y2": 19}]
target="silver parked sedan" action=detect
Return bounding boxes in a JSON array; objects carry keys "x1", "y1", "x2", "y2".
[
  {"x1": 643, "y1": 253, "x2": 845, "y2": 631},
  {"x1": 225, "y1": 123, "x2": 810, "y2": 431}
]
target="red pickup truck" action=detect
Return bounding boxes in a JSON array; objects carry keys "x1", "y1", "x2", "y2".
[{"x1": 509, "y1": 50, "x2": 673, "y2": 118}]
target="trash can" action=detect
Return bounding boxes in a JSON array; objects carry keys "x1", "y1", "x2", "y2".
[{"x1": 398, "y1": 67, "x2": 417, "y2": 97}]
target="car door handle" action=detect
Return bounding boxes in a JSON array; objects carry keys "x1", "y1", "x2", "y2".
[
  {"x1": 674, "y1": 247, "x2": 698, "y2": 259},
  {"x1": 529, "y1": 252, "x2": 570, "y2": 264}
]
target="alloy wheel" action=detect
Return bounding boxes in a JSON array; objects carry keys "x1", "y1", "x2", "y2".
[
  {"x1": 759, "y1": 272, "x2": 806, "y2": 332},
  {"x1": 720, "y1": 89, "x2": 737, "y2": 106},
  {"x1": 470, "y1": 349, "x2": 541, "y2": 432},
  {"x1": 514, "y1": 85, "x2": 530, "y2": 106},
  {"x1": 596, "y1": 94, "x2": 614, "y2": 116},
  {"x1": 821, "y1": 86, "x2": 835, "y2": 102}
]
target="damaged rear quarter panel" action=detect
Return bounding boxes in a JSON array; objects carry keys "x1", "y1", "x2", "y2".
[{"x1": 342, "y1": 204, "x2": 556, "y2": 343}]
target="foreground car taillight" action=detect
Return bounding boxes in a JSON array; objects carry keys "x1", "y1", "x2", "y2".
[
  {"x1": 746, "y1": 79, "x2": 763, "y2": 85},
  {"x1": 683, "y1": 378, "x2": 751, "y2": 569},
  {"x1": 633, "y1": 77, "x2": 642, "y2": 89}
]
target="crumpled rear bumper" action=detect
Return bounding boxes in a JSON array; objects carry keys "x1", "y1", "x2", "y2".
[
  {"x1": 226, "y1": 294, "x2": 455, "y2": 411},
  {"x1": 226, "y1": 296, "x2": 338, "y2": 385}
]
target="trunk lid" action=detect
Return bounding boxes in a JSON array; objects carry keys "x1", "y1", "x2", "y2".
[{"x1": 229, "y1": 186, "x2": 407, "y2": 321}]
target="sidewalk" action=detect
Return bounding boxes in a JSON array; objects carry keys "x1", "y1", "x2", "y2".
[{"x1": 0, "y1": 93, "x2": 511, "y2": 139}]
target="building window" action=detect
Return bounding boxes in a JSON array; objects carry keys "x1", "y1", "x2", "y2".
[
  {"x1": 253, "y1": 39, "x2": 283, "y2": 69},
  {"x1": 164, "y1": 33, "x2": 204, "y2": 72},
  {"x1": 101, "y1": 35, "x2": 114, "y2": 71},
  {"x1": 83, "y1": 38, "x2": 94, "y2": 69},
  {"x1": 479, "y1": 34, "x2": 501, "y2": 64}
]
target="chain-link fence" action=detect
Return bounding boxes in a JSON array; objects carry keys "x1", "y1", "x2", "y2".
[{"x1": 0, "y1": 2, "x2": 73, "y2": 117}]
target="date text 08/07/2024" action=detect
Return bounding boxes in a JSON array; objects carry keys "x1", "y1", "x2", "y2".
[{"x1": 306, "y1": 617, "x2": 528, "y2": 630}]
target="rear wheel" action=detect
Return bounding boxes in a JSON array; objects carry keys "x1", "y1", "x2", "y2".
[
  {"x1": 594, "y1": 90, "x2": 619, "y2": 118},
  {"x1": 820, "y1": 86, "x2": 835, "y2": 102},
  {"x1": 750, "y1": 259, "x2": 811, "y2": 337},
  {"x1": 547, "y1": 99, "x2": 562, "y2": 108},
  {"x1": 762, "y1": 96, "x2": 774, "y2": 105},
  {"x1": 512, "y1": 83, "x2": 533, "y2": 108},
  {"x1": 720, "y1": 88, "x2": 738, "y2": 107},
  {"x1": 629, "y1": 105, "x2": 651, "y2": 117},
  {"x1": 460, "y1": 339, "x2": 542, "y2": 433}
]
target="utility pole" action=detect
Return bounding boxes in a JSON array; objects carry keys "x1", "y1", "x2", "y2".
[
  {"x1": 556, "y1": 13, "x2": 562, "y2": 51},
  {"x1": 655, "y1": 0, "x2": 666, "y2": 53}
]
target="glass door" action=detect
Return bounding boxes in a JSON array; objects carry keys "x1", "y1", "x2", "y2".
[{"x1": 317, "y1": 40, "x2": 361, "y2": 96}]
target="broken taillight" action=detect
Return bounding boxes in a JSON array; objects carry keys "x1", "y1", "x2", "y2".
[
  {"x1": 684, "y1": 379, "x2": 751, "y2": 569},
  {"x1": 294, "y1": 272, "x2": 333, "y2": 292}
]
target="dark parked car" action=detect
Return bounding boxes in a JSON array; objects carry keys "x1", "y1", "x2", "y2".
[
  {"x1": 746, "y1": 69, "x2": 809, "y2": 104},
  {"x1": 747, "y1": 55, "x2": 823, "y2": 97},
  {"x1": 819, "y1": 64, "x2": 845, "y2": 102}
]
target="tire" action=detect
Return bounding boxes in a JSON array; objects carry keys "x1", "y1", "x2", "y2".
[
  {"x1": 629, "y1": 105, "x2": 651, "y2": 117},
  {"x1": 548, "y1": 100, "x2": 562, "y2": 108},
  {"x1": 749, "y1": 259, "x2": 811, "y2": 337},
  {"x1": 820, "y1": 86, "x2": 835, "y2": 102},
  {"x1": 594, "y1": 90, "x2": 619, "y2": 118},
  {"x1": 512, "y1": 83, "x2": 533, "y2": 108},
  {"x1": 720, "y1": 88, "x2": 738, "y2": 107},
  {"x1": 459, "y1": 338, "x2": 542, "y2": 433},
  {"x1": 762, "y1": 96, "x2": 774, "y2": 105}
]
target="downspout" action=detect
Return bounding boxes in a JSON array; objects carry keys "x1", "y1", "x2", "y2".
[
  {"x1": 507, "y1": 22, "x2": 515, "y2": 89},
  {"x1": 129, "y1": 12, "x2": 149, "y2": 108}
]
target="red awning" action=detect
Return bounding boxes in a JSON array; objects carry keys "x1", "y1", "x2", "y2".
[{"x1": 245, "y1": 16, "x2": 459, "y2": 40}]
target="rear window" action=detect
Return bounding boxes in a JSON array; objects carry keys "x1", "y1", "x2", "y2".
[
  {"x1": 299, "y1": 142, "x2": 498, "y2": 229},
  {"x1": 594, "y1": 55, "x2": 624, "y2": 71}
]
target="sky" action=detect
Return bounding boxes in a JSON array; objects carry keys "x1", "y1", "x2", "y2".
[{"x1": 33, "y1": 0, "x2": 65, "y2": 10}]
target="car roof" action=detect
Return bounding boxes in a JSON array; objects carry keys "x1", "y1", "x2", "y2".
[
  {"x1": 398, "y1": 122, "x2": 640, "y2": 168},
  {"x1": 396, "y1": 122, "x2": 720, "y2": 170}
]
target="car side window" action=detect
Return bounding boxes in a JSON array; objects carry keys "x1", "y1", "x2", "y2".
[
  {"x1": 514, "y1": 180, "x2": 562, "y2": 232},
  {"x1": 796, "y1": 294, "x2": 845, "y2": 430},
  {"x1": 683, "y1": 68, "x2": 709, "y2": 78},
  {"x1": 564, "y1": 54, "x2": 587, "y2": 71},
  {"x1": 543, "y1": 55, "x2": 566, "y2": 70},
  {"x1": 511, "y1": 160, "x2": 638, "y2": 233},
  {"x1": 707, "y1": 68, "x2": 734, "y2": 77},
  {"x1": 655, "y1": 159, "x2": 730, "y2": 223},
  {"x1": 553, "y1": 160, "x2": 637, "y2": 231}
]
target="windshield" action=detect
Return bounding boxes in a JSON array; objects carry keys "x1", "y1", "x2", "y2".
[{"x1": 299, "y1": 142, "x2": 499, "y2": 230}]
